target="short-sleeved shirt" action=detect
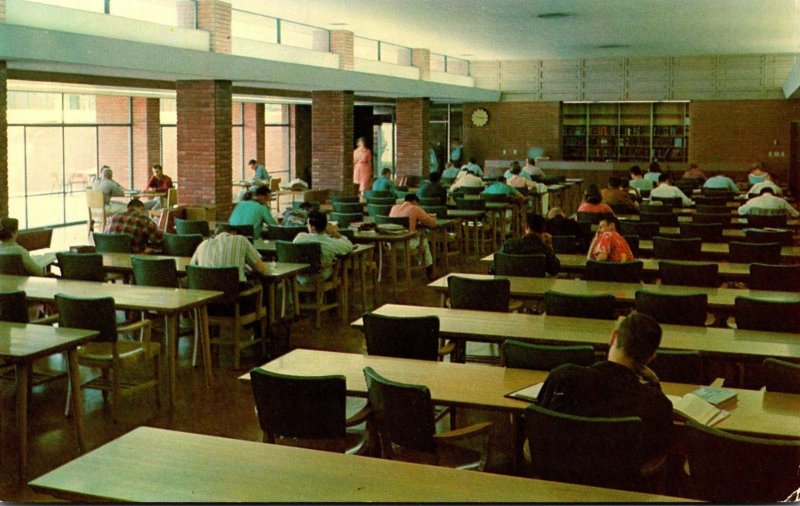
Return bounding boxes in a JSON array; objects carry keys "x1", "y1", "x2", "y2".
[
  {"x1": 748, "y1": 173, "x2": 766, "y2": 185},
  {"x1": 629, "y1": 178, "x2": 654, "y2": 191},
  {"x1": 747, "y1": 180, "x2": 782, "y2": 197},
  {"x1": 372, "y1": 176, "x2": 397, "y2": 192},
  {"x1": 147, "y1": 175, "x2": 173, "y2": 192},
  {"x1": 229, "y1": 200, "x2": 278, "y2": 239},
  {"x1": 737, "y1": 194, "x2": 800, "y2": 217},
  {"x1": 293, "y1": 232, "x2": 353, "y2": 284},
  {"x1": 450, "y1": 173, "x2": 484, "y2": 190},
  {"x1": 104, "y1": 209, "x2": 163, "y2": 253},
  {"x1": 703, "y1": 175, "x2": 739, "y2": 193},
  {"x1": 416, "y1": 181, "x2": 448, "y2": 205},
  {"x1": 190, "y1": 232, "x2": 262, "y2": 282},
  {"x1": 522, "y1": 164, "x2": 545, "y2": 178},
  {"x1": 590, "y1": 231, "x2": 634, "y2": 262},
  {"x1": 389, "y1": 202, "x2": 437, "y2": 232},
  {"x1": 252, "y1": 165, "x2": 269, "y2": 182},
  {"x1": 0, "y1": 241, "x2": 44, "y2": 276},
  {"x1": 505, "y1": 169, "x2": 532, "y2": 181},
  {"x1": 92, "y1": 178, "x2": 125, "y2": 205},
  {"x1": 483, "y1": 182, "x2": 521, "y2": 198},
  {"x1": 578, "y1": 202, "x2": 614, "y2": 214}
]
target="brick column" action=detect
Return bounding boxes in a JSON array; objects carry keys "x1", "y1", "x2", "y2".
[
  {"x1": 330, "y1": 30, "x2": 354, "y2": 71},
  {"x1": 0, "y1": 61, "x2": 7, "y2": 217},
  {"x1": 396, "y1": 97, "x2": 430, "y2": 180},
  {"x1": 176, "y1": 80, "x2": 233, "y2": 219},
  {"x1": 132, "y1": 97, "x2": 161, "y2": 189},
  {"x1": 311, "y1": 91, "x2": 354, "y2": 193},
  {"x1": 243, "y1": 102, "x2": 265, "y2": 165},
  {"x1": 177, "y1": 0, "x2": 231, "y2": 54},
  {"x1": 411, "y1": 49, "x2": 431, "y2": 80}
]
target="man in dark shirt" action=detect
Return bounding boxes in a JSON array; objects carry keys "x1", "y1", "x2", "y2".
[
  {"x1": 416, "y1": 170, "x2": 448, "y2": 205},
  {"x1": 489, "y1": 212, "x2": 560, "y2": 275},
  {"x1": 546, "y1": 207, "x2": 589, "y2": 251},
  {"x1": 536, "y1": 312, "x2": 674, "y2": 463}
]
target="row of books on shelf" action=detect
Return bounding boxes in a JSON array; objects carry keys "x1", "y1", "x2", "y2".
[{"x1": 563, "y1": 126, "x2": 687, "y2": 137}]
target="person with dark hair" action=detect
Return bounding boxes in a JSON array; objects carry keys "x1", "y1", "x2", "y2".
[
  {"x1": 144, "y1": 163, "x2": 173, "y2": 209},
  {"x1": 628, "y1": 165, "x2": 653, "y2": 192},
  {"x1": 489, "y1": 211, "x2": 560, "y2": 275},
  {"x1": 229, "y1": 185, "x2": 277, "y2": 238},
  {"x1": 0, "y1": 217, "x2": 46, "y2": 275},
  {"x1": 248, "y1": 159, "x2": 269, "y2": 183},
  {"x1": 372, "y1": 167, "x2": 397, "y2": 193},
  {"x1": 281, "y1": 202, "x2": 314, "y2": 227},
  {"x1": 293, "y1": 210, "x2": 353, "y2": 284},
  {"x1": 649, "y1": 173, "x2": 693, "y2": 206},
  {"x1": 441, "y1": 162, "x2": 460, "y2": 180},
  {"x1": 643, "y1": 161, "x2": 662, "y2": 185},
  {"x1": 506, "y1": 163, "x2": 540, "y2": 192},
  {"x1": 390, "y1": 194, "x2": 438, "y2": 277},
  {"x1": 504, "y1": 161, "x2": 531, "y2": 182},
  {"x1": 416, "y1": 170, "x2": 448, "y2": 205},
  {"x1": 682, "y1": 162, "x2": 706, "y2": 182},
  {"x1": 450, "y1": 166, "x2": 484, "y2": 191},
  {"x1": 536, "y1": 312, "x2": 673, "y2": 464},
  {"x1": 353, "y1": 137, "x2": 372, "y2": 195},
  {"x1": 747, "y1": 173, "x2": 782, "y2": 198},
  {"x1": 522, "y1": 157, "x2": 545, "y2": 179},
  {"x1": 103, "y1": 198, "x2": 163, "y2": 253},
  {"x1": 578, "y1": 184, "x2": 614, "y2": 214},
  {"x1": 461, "y1": 157, "x2": 483, "y2": 177},
  {"x1": 620, "y1": 177, "x2": 641, "y2": 202},
  {"x1": 601, "y1": 176, "x2": 639, "y2": 213},
  {"x1": 546, "y1": 207, "x2": 585, "y2": 241},
  {"x1": 738, "y1": 186, "x2": 800, "y2": 217},
  {"x1": 483, "y1": 175, "x2": 524, "y2": 201},
  {"x1": 748, "y1": 161, "x2": 768, "y2": 185},
  {"x1": 587, "y1": 215, "x2": 634, "y2": 262}
]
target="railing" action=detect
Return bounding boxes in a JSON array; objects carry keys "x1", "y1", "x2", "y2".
[
  {"x1": 231, "y1": 8, "x2": 330, "y2": 52},
  {"x1": 354, "y1": 36, "x2": 411, "y2": 66},
  {"x1": 28, "y1": 0, "x2": 188, "y2": 27},
  {"x1": 431, "y1": 53, "x2": 470, "y2": 76}
]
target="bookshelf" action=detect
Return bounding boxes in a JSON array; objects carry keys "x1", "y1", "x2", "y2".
[{"x1": 561, "y1": 102, "x2": 689, "y2": 163}]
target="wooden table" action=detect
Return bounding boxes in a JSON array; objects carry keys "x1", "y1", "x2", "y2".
[
  {"x1": 354, "y1": 304, "x2": 800, "y2": 361},
  {"x1": 618, "y1": 214, "x2": 800, "y2": 229},
  {"x1": 428, "y1": 273, "x2": 800, "y2": 314},
  {"x1": 592, "y1": 223, "x2": 748, "y2": 241},
  {"x1": 0, "y1": 322, "x2": 98, "y2": 479},
  {"x1": 0, "y1": 275, "x2": 221, "y2": 408},
  {"x1": 346, "y1": 231, "x2": 419, "y2": 298},
  {"x1": 446, "y1": 209, "x2": 486, "y2": 254},
  {"x1": 637, "y1": 239, "x2": 800, "y2": 262},
  {"x1": 29, "y1": 426, "x2": 686, "y2": 503}
]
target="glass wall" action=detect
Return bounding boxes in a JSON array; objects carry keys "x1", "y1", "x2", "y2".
[
  {"x1": 232, "y1": 102, "x2": 244, "y2": 181},
  {"x1": 265, "y1": 104, "x2": 291, "y2": 182},
  {"x1": 159, "y1": 98, "x2": 177, "y2": 179},
  {"x1": 7, "y1": 90, "x2": 132, "y2": 229}
]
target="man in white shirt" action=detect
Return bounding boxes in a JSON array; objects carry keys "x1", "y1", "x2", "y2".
[
  {"x1": 450, "y1": 169, "x2": 484, "y2": 191},
  {"x1": 737, "y1": 187, "x2": 799, "y2": 217},
  {"x1": 649, "y1": 173, "x2": 694, "y2": 207},
  {"x1": 747, "y1": 174, "x2": 783, "y2": 198},
  {"x1": 522, "y1": 158, "x2": 545, "y2": 179},
  {"x1": 293, "y1": 211, "x2": 354, "y2": 284},
  {"x1": 460, "y1": 158, "x2": 484, "y2": 177},
  {"x1": 190, "y1": 231, "x2": 267, "y2": 283}
]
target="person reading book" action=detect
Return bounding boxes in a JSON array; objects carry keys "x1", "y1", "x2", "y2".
[{"x1": 535, "y1": 312, "x2": 673, "y2": 464}]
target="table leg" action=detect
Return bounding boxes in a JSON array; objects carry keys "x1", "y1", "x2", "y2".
[
  {"x1": 358, "y1": 254, "x2": 368, "y2": 311},
  {"x1": 165, "y1": 313, "x2": 179, "y2": 409},
  {"x1": 390, "y1": 242, "x2": 398, "y2": 299},
  {"x1": 404, "y1": 238, "x2": 412, "y2": 282},
  {"x1": 341, "y1": 258, "x2": 350, "y2": 323},
  {"x1": 198, "y1": 306, "x2": 212, "y2": 386},
  {"x1": 16, "y1": 361, "x2": 29, "y2": 480},
  {"x1": 66, "y1": 349, "x2": 86, "y2": 453}
]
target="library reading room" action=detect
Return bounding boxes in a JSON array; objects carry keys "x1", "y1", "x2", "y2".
[{"x1": 0, "y1": 0, "x2": 799, "y2": 502}]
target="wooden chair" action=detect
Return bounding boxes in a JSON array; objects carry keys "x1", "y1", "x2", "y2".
[
  {"x1": 16, "y1": 227, "x2": 53, "y2": 251},
  {"x1": 93, "y1": 232, "x2": 133, "y2": 253},
  {"x1": 363, "y1": 366, "x2": 492, "y2": 469},
  {"x1": 749, "y1": 263, "x2": 800, "y2": 291},
  {"x1": 56, "y1": 252, "x2": 106, "y2": 282},
  {"x1": 276, "y1": 241, "x2": 341, "y2": 329},
  {"x1": 249, "y1": 368, "x2": 370, "y2": 454},
  {"x1": 584, "y1": 260, "x2": 642, "y2": 283},
  {"x1": 695, "y1": 204, "x2": 728, "y2": 214},
  {"x1": 650, "y1": 196, "x2": 682, "y2": 207},
  {"x1": 366, "y1": 204, "x2": 393, "y2": 217},
  {"x1": 419, "y1": 197, "x2": 443, "y2": 207},
  {"x1": 639, "y1": 202, "x2": 672, "y2": 214},
  {"x1": 694, "y1": 196, "x2": 728, "y2": 207},
  {"x1": 366, "y1": 197, "x2": 396, "y2": 206},
  {"x1": 0, "y1": 254, "x2": 26, "y2": 275},
  {"x1": 455, "y1": 198, "x2": 493, "y2": 255},
  {"x1": 762, "y1": 358, "x2": 800, "y2": 394},
  {"x1": 544, "y1": 291, "x2": 616, "y2": 320},
  {"x1": 683, "y1": 421, "x2": 800, "y2": 502},
  {"x1": 692, "y1": 212, "x2": 732, "y2": 226},
  {"x1": 679, "y1": 222, "x2": 723, "y2": 242},
  {"x1": 162, "y1": 232, "x2": 203, "y2": 257},
  {"x1": 640, "y1": 211, "x2": 678, "y2": 227},
  {"x1": 744, "y1": 228, "x2": 793, "y2": 246},
  {"x1": 215, "y1": 223, "x2": 254, "y2": 240},
  {"x1": 747, "y1": 213, "x2": 788, "y2": 229},
  {"x1": 364, "y1": 190, "x2": 393, "y2": 199},
  {"x1": 332, "y1": 201, "x2": 364, "y2": 214},
  {"x1": 86, "y1": 190, "x2": 106, "y2": 236},
  {"x1": 500, "y1": 340, "x2": 595, "y2": 370},
  {"x1": 619, "y1": 220, "x2": 660, "y2": 240},
  {"x1": 652, "y1": 236, "x2": 701, "y2": 260},
  {"x1": 57, "y1": 294, "x2": 158, "y2": 423},
  {"x1": 493, "y1": 253, "x2": 546, "y2": 278},
  {"x1": 185, "y1": 265, "x2": 266, "y2": 369},
  {"x1": 658, "y1": 260, "x2": 719, "y2": 287},
  {"x1": 362, "y1": 313, "x2": 454, "y2": 361},
  {"x1": 266, "y1": 225, "x2": 306, "y2": 242},
  {"x1": 729, "y1": 241, "x2": 781, "y2": 264},
  {"x1": 448, "y1": 276, "x2": 514, "y2": 362},
  {"x1": 634, "y1": 290, "x2": 709, "y2": 326},
  {"x1": 649, "y1": 350, "x2": 703, "y2": 384},
  {"x1": 734, "y1": 296, "x2": 800, "y2": 333},
  {"x1": 700, "y1": 188, "x2": 735, "y2": 199},
  {"x1": 175, "y1": 218, "x2": 210, "y2": 237},
  {"x1": 330, "y1": 212, "x2": 363, "y2": 228}
]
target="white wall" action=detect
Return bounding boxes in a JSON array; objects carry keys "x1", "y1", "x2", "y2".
[
  {"x1": 354, "y1": 57, "x2": 420, "y2": 80},
  {"x1": 429, "y1": 70, "x2": 474, "y2": 87},
  {"x1": 232, "y1": 37, "x2": 340, "y2": 69}
]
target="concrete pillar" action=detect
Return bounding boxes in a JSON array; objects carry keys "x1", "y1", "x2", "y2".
[
  {"x1": 396, "y1": 97, "x2": 430, "y2": 180},
  {"x1": 411, "y1": 48, "x2": 431, "y2": 81},
  {"x1": 330, "y1": 30, "x2": 354, "y2": 71},
  {"x1": 311, "y1": 91, "x2": 354, "y2": 193}
]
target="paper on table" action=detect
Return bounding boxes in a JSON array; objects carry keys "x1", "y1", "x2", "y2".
[
  {"x1": 506, "y1": 382, "x2": 544, "y2": 403},
  {"x1": 667, "y1": 393, "x2": 730, "y2": 427},
  {"x1": 32, "y1": 252, "x2": 57, "y2": 268}
]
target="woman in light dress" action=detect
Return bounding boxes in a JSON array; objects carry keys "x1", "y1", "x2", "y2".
[{"x1": 353, "y1": 137, "x2": 372, "y2": 195}]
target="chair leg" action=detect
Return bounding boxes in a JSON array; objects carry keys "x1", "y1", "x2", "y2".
[
  {"x1": 111, "y1": 363, "x2": 120, "y2": 424},
  {"x1": 153, "y1": 353, "x2": 161, "y2": 409},
  {"x1": 191, "y1": 308, "x2": 199, "y2": 367},
  {"x1": 233, "y1": 318, "x2": 241, "y2": 370},
  {"x1": 315, "y1": 281, "x2": 323, "y2": 329}
]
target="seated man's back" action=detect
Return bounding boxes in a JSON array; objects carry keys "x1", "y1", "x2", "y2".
[
  {"x1": 292, "y1": 211, "x2": 353, "y2": 284},
  {"x1": 190, "y1": 232, "x2": 263, "y2": 282}
]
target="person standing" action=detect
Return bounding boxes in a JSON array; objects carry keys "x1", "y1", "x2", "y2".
[{"x1": 353, "y1": 137, "x2": 373, "y2": 195}]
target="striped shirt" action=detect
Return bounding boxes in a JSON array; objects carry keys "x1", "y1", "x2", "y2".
[{"x1": 190, "y1": 232, "x2": 262, "y2": 282}]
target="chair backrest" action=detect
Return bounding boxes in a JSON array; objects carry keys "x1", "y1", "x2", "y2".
[
  {"x1": 652, "y1": 236, "x2": 701, "y2": 260},
  {"x1": 447, "y1": 276, "x2": 510, "y2": 312},
  {"x1": 0, "y1": 254, "x2": 26, "y2": 275},
  {"x1": 0, "y1": 290, "x2": 30, "y2": 323},
  {"x1": 292, "y1": 200, "x2": 320, "y2": 212},
  {"x1": 743, "y1": 228, "x2": 793, "y2": 246},
  {"x1": 269, "y1": 178, "x2": 282, "y2": 193},
  {"x1": 525, "y1": 403, "x2": 647, "y2": 490},
  {"x1": 374, "y1": 215, "x2": 409, "y2": 229},
  {"x1": 331, "y1": 194, "x2": 360, "y2": 204},
  {"x1": 330, "y1": 212, "x2": 363, "y2": 228},
  {"x1": 275, "y1": 240, "x2": 322, "y2": 273},
  {"x1": 481, "y1": 193, "x2": 509, "y2": 203},
  {"x1": 366, "y1": 197, "x2": 396, "y2": 206},
  {"x1": 92, "y1": 232, "x2": 133, "y2": 253},
  {"x1": 749, "y1": 263, "x2": 800, "y2": 291},
  {"x1": 162, "y1": 232, "x2": 203, "y2": 257},
  {"x1": 493, "y1": 253, "x2": 546, "y2": 278},
  {"x1": 679, "y1": 222, "x2": 723, "y2": 242},
  {"x1": 734, "y1": 296, "x2": 800, "y2": 333},
  {"x1": 215, "y1": 223, "x2": 254, "y2": 239},
  {"x1": 694, "y1": 196, "x2": 729, "y2": 207},
  {"x1": 56, "y1": 252, "x2": 105, "y2": 281},
  {"x1": 454, "y1": 197, "x2": 486, "y2": 211},
  {"x1": 544, "y1": 290, "x2": 616, "y2": 320},
  {"x1": 729, "y1": 240, "x2": 782, "y2": 264},
  {"x1": 658, "y1": 260, "x2": 719, "y2": 287},
  {"x1": 584, "y1": 260, "x2": 643, "y2": 283},
  {"x1": 458, "y1": 186, "x2": 484, "y2": 196},
  {"x1": 634, "y1": 290, "x2": 708, "y2": 326},
  {"x1": 364, "y1": 190, "x2": 393, "y2": 199},
  {"x1": 185, "y1": 265, "x2": 240, "y2": 306},
  {"x1": 332, "y1": 201, "x2": 363, "y2": 214},
  {"x1": 639, "y1": 202, "x2": 672, "y2": 214},
  {"x1": 266, "y1": 225, "x2": 307, "y2": 242},
  {"x1": 692, "y1": 212, "x2": 732, "y2": 226},
  {"x1": 640, "y1": 211, "x2": 678, "y2": 226},
  {"x1": 367, "y1": 204, "x2": 394, "y2": 217},
  {"x1": 131, "y1": 256, "x2": 178, "y2": 288},
  {"x1": 501, "y1": 340, "x2": 595, "y2": 370},
  {"x1": 174, "y1": 218, "x2": 210, "y2": 237},
  {"x1": 621, "y1": 234, "x2": 639, "y2": 257},
  {"x1": 695, "y1": 204, "x2": 729, "y2": 214},
  {"x1": 683, "y1": 421, "x2": 800, "y2": 502},
  {"x1": 249, "y1": 368, "x2": 346, "y2": 442},
  {"x1": 85, "y1": 190, "x2": 105, "y2": 209},
  {"x1": 576, "y1": 211, "x2": 613, "y2": 224},
  {"x1": 675, "y1": 178, "x2": 700, "y2": 193},
  {"x1": 418, "y1": 197, "x2": 442, "y2": 207},
  {"x1": 618, "y1": 221, "x2": 660, "y2": 240},
  {"x1": 363, "y1": 366, "x2": 436, "y2": 453},
  {"x1": 701, "y1": 188, "x2": 735, "y2": 199},
  {"x1": 651, "y1": 196, "x2": 683, "y2": 207},
  {"x1": 421, "y1": 205, "x2": 447, "y2": 218},
  {"x1": 550, "y1": 235, "x2": 578, "y2": 254},
  {"x1": 608, "y1": 203, "x2": 634, "y2": 215},
  {"x1": 763, "y1": 358, "x2": 800, "y2": 394},
  {"x1": 747, "y1": 213, "x2": 788, "y2": 229},
  {"x1": 16, "y1": 227, "x2": 53, "y2": 251},
  {"x1": 363, "y1": 313, "x2": 440, "y2": 361},
  {"x1": 166, "y1": 187, "x2": 178, "y2": 207},
  {"x1": 55, "y1": 293, "x2": 118, "y2": 342},
  {"x1": 649, "y1": 350, "x2": 703, "y2": 384}
]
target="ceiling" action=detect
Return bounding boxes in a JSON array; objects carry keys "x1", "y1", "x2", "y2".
[{"x1": 234, "y1": 0, "x2": 800, "y2": 60}]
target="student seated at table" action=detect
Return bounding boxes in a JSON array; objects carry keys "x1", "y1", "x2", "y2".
[
  {"x1": 104, "y1": 198, "x2": 163, "y2": 253},
  {"x1": 460, "y1": 157, "x2": 483, "y2": 177},
  {"x1": 506, "y1": 163, "x2": 543, "y2": 193},
  {"x1": 682, "y1": 162, "x2": 706, "y2": 182},
  {"x1": 504, "y1": 161, "x2": 532, "y2": 182},
  {"x1": 649, "y1": 173, "x2": 694, "y2": 207},
  {"x1": 601, "y1": 176, "x2": 639, "y2": 213},
  {"x1": 450, "y1": 167, "x2": 484, "y2": 190},
  {"x1": 482, "y1": 175, "x2": 525, "y2": 202},
  {"x1": 534, "y1": 312, "x2": 673, "y2": 466},
  {"x1": 0, "y1": 217, "x2": 46, "y2": 276},
  {"x1": 144, "y1": 163, "x2": 173, "y2": 210},
  {"x1": 372, "y1": 168, "x2": 398, "y2": 194},
  {"x1": 747, "y1": 173, "x2": 783, "y2": 198},
  {"x1": 577, "y1": 184, "x2": 614, "y2": 215},
  {"x1": 587, "y1": 215, "x2": 634, "y2": 262},
  {"x1": 281, "y1": 202, "x2": 314, "y2": 227},
  {"x1": 441, "y1": 162, "x2": 460, "y2": 180},
  {"x1": 546, "y1": 207, "x2": 584, "y2": 238},
  {"x1": 92, "y1": 165, "x2": 127, "y2": 214},
  {"x1": 748, "y1": 161, "x2": 768, "y2": 185},
  {"x1": 703, "y1": 171, "x2": 739, "y2": 193},
  {"x1": 416, "y1": 170, "x2": 448, "y2": 205},
  {"x1": 643, "y1": 161, "x2": 662, "y2": 185},
  {"x1": 621, "y1": 177, "x2": 641, "y2": 203},
  {"x1": 229, "y1": 186, "x2": 278, "y2": 238},
  {"x1": 293, "y1": 211, "x2": 353, "y2": 285},
  {"x1": 190, "y1": 228, "x2": 267, "y2": 283},
  {"x1": 737, "y1": 186, "x2": 800, "y2": 217},
  {"x1": 522, "y1": 157, "x2": 545, "y2": 179},
  {"x1": 489, "y1": 212, "x2": 560, "y2": 275},
  {"x1": 389, "y1": 194, "x2": 438, "y2": 279},
  {"x1": 628, "y1": 165, "x2": 654, "y2": 192}
]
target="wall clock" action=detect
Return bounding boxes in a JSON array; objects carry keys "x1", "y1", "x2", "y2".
[{"x1": 471, "y1": 108, "x2": 489, "y2": 127}]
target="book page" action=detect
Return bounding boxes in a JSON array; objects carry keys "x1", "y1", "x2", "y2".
[
  {"x1": 507, "y1": 382, "x2": 544, "y2": 402},
  {"x1": 669, "y1": 393, "x2": 723, "y2": 426}
]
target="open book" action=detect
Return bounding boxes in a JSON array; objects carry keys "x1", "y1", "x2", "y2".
[
  {"x1": 691, "y1": 386, "x2": 737, "y2": 406},
  {"x1": 506, "y1": 382, "x2": 543, "y2": 403},
  {"x1": 666, "y1": 393, "x2": 731, "y2": 427}
]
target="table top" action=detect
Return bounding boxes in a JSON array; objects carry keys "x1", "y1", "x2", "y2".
[
  {"x1": 355, "y1": 304, "x2": 800, "y2": 360},
  {"x1": 592, "y1": 223, "x2": 747, "y2": 238},
  {"x1": 428, "y1": 273, "x2": 800, "y2": 309},
  {"x1": 253, "y1": 239, "x2": 376, "y2": 256},
  {"x1": 618, "y1": 214, "x2": 800, "y2": 229},
  {"x1": 0, "y1": 274, "x2": 222, "y2": 312},
  {"x1": 100, "y1": 253, "x2": 309, "y2": 280},
  {"x1": 637, "y1": 239, "x2": 800, "y2": 259},
  {"x1": 29, "y1": 426, "x2": 686, "y2": 503},
  {"x1": 248, "y1": 349, "x2": 800, "y2": 439},
  {"x1": 446, "y1": 209, "x2": 487, "y2": 218},
  {"x1": 0, "y1": 322, "x2": 98, "y2": 361}
]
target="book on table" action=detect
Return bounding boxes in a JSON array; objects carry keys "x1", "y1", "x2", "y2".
[
  {"x1": 506, "y1": 382, "x2": 544, "y2": 403},
  {"x1": 666, "y1": 392, "x2": 731, "y2": 427},
  {"x1": 691, "y1": 386, "x2": 737, "y2": 406}
]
